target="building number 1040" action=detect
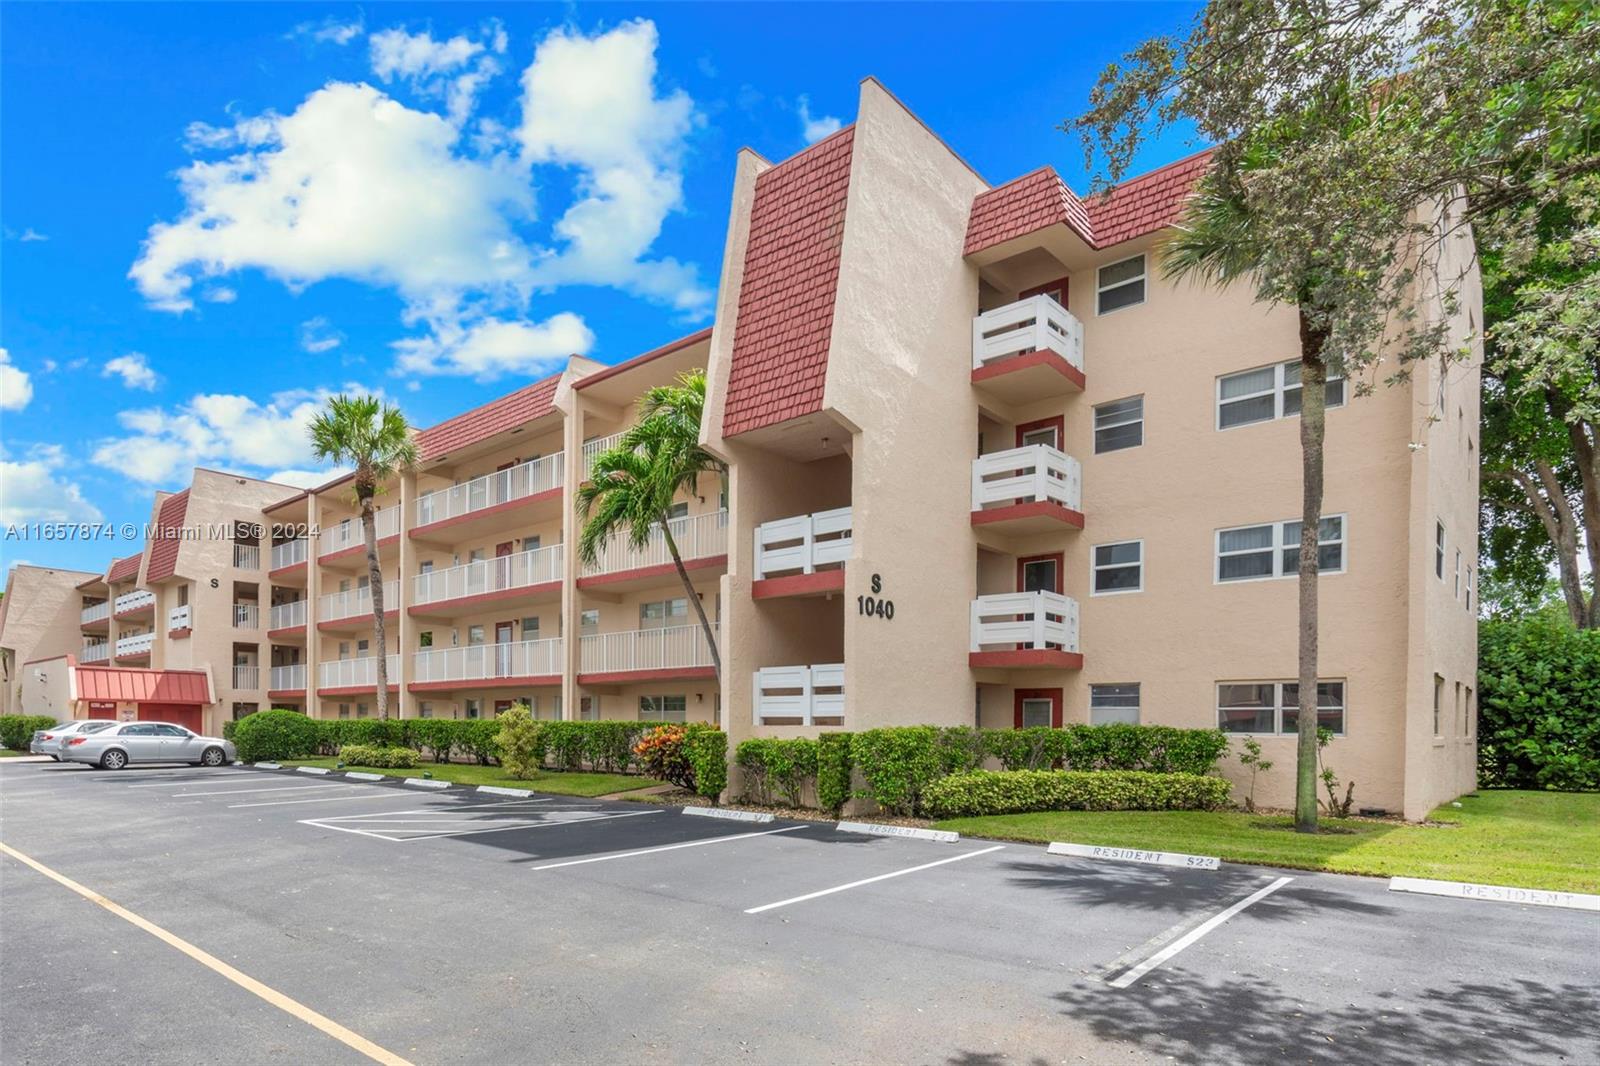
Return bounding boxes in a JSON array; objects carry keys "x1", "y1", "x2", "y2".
[{"x1": 857, "y1": 573, "x2": 895, "y2": 621}]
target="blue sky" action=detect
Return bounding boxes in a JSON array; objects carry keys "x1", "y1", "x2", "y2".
[{"x1": 1, "y1": 2, "x2": 1200, "y2": 575}]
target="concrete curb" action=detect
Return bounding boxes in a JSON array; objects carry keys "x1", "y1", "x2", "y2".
[
  {"x1": 684, "y1": 806, "x2": 774, "y2": 823},
  {"x1": 1389, "y1": 876, "x2": 1600, "y2": 911},
  {"x1": 252, "y1": 762, "x2": 281, "y2": 769},
  {"x1": 477, "y1": 785, "x2": 533, "y2": 798},
  {"x1": 1048, "y1": 841, "x2": 1219, "y2": 871},
  {"x1": 344, "y1": 771, "x2": 385, "y2": 782},
  {"x1": 403, "y1": 777, "x2": 451, "y2": 790},
  {"x1": 837, "y1": 820, "x2": 959, "y2": 844},
  {"x1": 295, "y1": 766, "x2": 332, "y2": 776}
]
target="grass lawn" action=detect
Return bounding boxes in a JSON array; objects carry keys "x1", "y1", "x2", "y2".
[
  {"x1": 277, "y1": 757, "x2": 661, "y2": 798},
  {"x1": 935, "y1": 790, "x2": 1600, "y2": 893},
  {"x1": 0, "y1": 748, "x2": 35, "y2": 758}
]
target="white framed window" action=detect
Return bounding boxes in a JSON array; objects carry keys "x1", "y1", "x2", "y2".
[
  {"x1": 1019, "y1": 697, "x2": 1054, "y2": 729},
  {"x1": 1454, "y1": 550, "x2": 1462, "y2": 598},
  {"x1": 579, "y1": 609, "x2": 599, "y2": 636},
  {"x1": 640, "y1": 597, "x2": 688, "y2": 628},
  {"x1": 1465, "y1": 566, "x2": 1474, "y2": 612},
  {"x1": 1465, "y1": 686, "x2": 1474, "y2": 736},
  {"x1": 1217, "y1": 360, "x2": 1347, "y2": 430},
  {"x1": 418, "y1": 701, "x2": 433, "y2": 719},
  {"x1": 1096, "y1": 254, "x2": 1146, "y2": 314},
  {"x1": 1091, "y1": 541, "x2": 1143, "y2": 595},
  {"x1": 579, "y1": 695, "x2": 599, "y2": 721},
  {"x1": 1216, "y1": 516, "x2": 1345, "y2": 582},
  {"x1": 1094, "y1": 396, "x2": 1144, "y2": 453},
  {"x1": 1433, "y1": 675, "x2": 1444, "y2": 736},
  {"x1": 1435, "y1": 522, "x2": 1446, "y2": 579},
  {"x1": 465, "y1": 698, "x2": 481, "y2": 720},
  {"x1": 1217, "y1": 680, "x2": 1345, "y2": 735},
  {"x1": 639, "y1": 695, "x2": 687, "y2": 723},
  {"x1": 1090, "y1": 683, "x2": 1141, "y2": 725},
  {"x1": 521, "y1": 616, "x2": 538, "y2": 639}
]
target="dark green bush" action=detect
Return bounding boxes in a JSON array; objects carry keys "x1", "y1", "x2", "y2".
[
  {"x1": 935, "y1": 726, "x2": 989, "y2": 774},
  {"x1": 234, "y1": 709, "x2": 319, "y2": 761},
  {"x1": 222, "y1": 720, "x2": 237, "y2": 742},
  {"x1": 924, "y1": 769, "x2": 1233, "y2": 819},
  {"x1": 851, "y1": 726, "x2": 946, "y2": 816},
  {"x1": 985, "y1": 727, "x2": 1065, "y2": 770},
  {"x1": 1055, "y1": 724, "x2": 1230, "y2": 775},
  {"x1": 541, "y1": 721, "x2": 589, "y2": 771},
  {"x1": 683, "y1": 727, "x2": 728, "y2": 801},
  {"x1": 816, "y1": 732, "x2": 854, "y2": 813},
  {"x1": 409, "y1": 719, "x2": 458, "y2": 763},
  {"x1": 735, "y1": 737, "x2": 819, "y2": 806},
  {"x1": 460, "y1": 720, "x2": 501, "y2": 765},
  {"x1": 0, "y1": 714, "x2": 57, "y2": 751},
  {"x1": 338, "y1": 743, "x2": 418, "y2": 769},
  {"x1": 494, "y1": 705, "x2": 545, "y2": 778},
  {"x1": 1478, "y1": 617, "x2": 1600, "y2": 790}
]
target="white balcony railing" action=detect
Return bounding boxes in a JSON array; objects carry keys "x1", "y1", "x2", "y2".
[
  {"x1": 580, "y1": 623, "x2": 719, "y2": 676},
  {"x1": 115, "y1": 631, "x2": 155, "y2": 658},
  {"x1": 320, "y1": 508, "x2": 400, "y2": 558},
  {"x1": 753, "y1": 663, "x2": 845, "y2": 726},
  {"x1": 318, "y1": 581, "x2": 399, "y2": 622},
  {"x1": 970, "y1": 591, "x2": 1080, "y2": 653},
  {"x1": 81, "y1": 642, "x2": 110, "y2": 663},
  {"x1": 269, "y1": 599, "x2": 308, "y2": 631},
  {"x1": 232, "y1": 603, "x2": 260, "y2": 629},
  {"x1": 318, "y1": 654, "x2": 399, "y2": 690},
  {"x1": 80, "y1": 601, "x2": 110, "y2": 626},
  {"x1": 269, "y1": 663, "x2": 307, "y2": 691},
  {"x1": 582, "y1": 510, "x2": 728, "y2": 577},
  {"x1": 232, "y1": 665, "x2": 260, "y2": 690},
  {"x1": 414, "y1": 453, "x2": 564, "y2": 528},
  {"x1": 233, "y1": 543, "x2": 260, "y2": 570},
  {"x1": 114, "y1": 588, "x2": 155, "y2": 614},
  {"x1": 271, "y1": 538, "x2": 308, "y2": 570},
  {"x1": 168, "y1": 605, "x2": 191, "y2": 630},
  {"x1": 972, "y1": 293, "x2": 1084, "y2": 371},
  {"x1": 412, "y1": 638, "x2": 563, "y2": 684},
  {"x1": 582, "y1": 431, "x2": 626, "y2": 470},
  {"x1": 414, "y1": 545, "x2": 563, "y2": 606},
  {"x1": 754, "y1": 507, "x2": 852, "y2": 580},
  {"x1": 972, "y1": 445, "x2": 1083, "y2": 513}
]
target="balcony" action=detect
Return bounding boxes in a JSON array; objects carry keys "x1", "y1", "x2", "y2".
[
  {"x1": 115, "y1": 631, "x2": 155, "y2": 659},
  {"x1": 412, "y1": 453, "x2": 564, "y2": 537},
  {"x1": 753, "y1": 507, "x2": 852, "y2": 598},
  {"x1": 318, "y1": 654, "x2": 399, "y2": 692},
  {"x1": 582, "y1": 431, "x2": 626, "y2": 473},
  {"x1": 320, "y1": 507, "x2": 400, "y2": 560},
  {"x1": 113, "y1": 588, "x2": 155, "y2": 616},
  {"x1": 411, "y1": 638, "x2": 563, "y2": 689},
  {"x1": 232, "y1": 665, "x2": 260, "y2": 690},
  {"x1": 81, "y1": 642, "x2": 110, "y2": 663},
  {"x1": 232, "y1": 602, "x2": 260, "y2": 629},
  {"x1": 579, "y1": 510, "x2": 728, "y2": 589},
  {"x1": 168, "y1": 605, "x2": 191, "y2": 632},
  {"x1": 969, "y1": 591, "x2": 1083, "y2": 670},
  {"x1": 971, "y1": 445, "x2": 1084, "y2": 532},
  {"x1": 269, "y1": 599, "x2": 308, "y2": 632},
  {"x1": 971, "y1": 294, "x2": 1085, "y2": 402},
  {"x1": 233, "y1": 543, "x2": 261, "y2": 570},
  {"x1": 81, "y1": 601, "x2": 110, "y2": 627},
  {"x1": 317, "y1": 581, "x2": 400, "y2": 627},
  {"x1": 271, "y1": 538, "x2": 308, "y2": 571},
  {"x1": 578, "y1": 623, "x2": 718, "y2": 683},
  {"x1": 753, "y1": 664, "x2": 844, "y2": 726},
  {"x1": 411, "y1": 546, "x2": 563, "y2": 615},
  {"x1": 269, "y1": 663, "x2": 307, "y2": 692}
]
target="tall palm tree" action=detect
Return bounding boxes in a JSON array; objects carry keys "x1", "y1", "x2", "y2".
[
  {"x1": 309, "y1": 395, "x2": 418, "y2": 719},
  {"x1": 576, "y1": 369, "x2": 727, "y2": 680},
  {"x1": 1164, "y1": 169, "x2": 1335, "y2": 833}
]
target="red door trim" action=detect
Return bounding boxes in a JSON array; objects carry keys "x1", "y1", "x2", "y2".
[
  {"x1": 1014, "y1": 416, "x2": 1065, "y2": 450},
  {"x1": 1020, "y1": 276, "x2": 1070, "y2": 311},
  {"x1": 1013, "y1": 688, "x2": 1064, "y2": 729},
  {"x1": 1016, "y1": 553, "x2": 1064, "y2": 594}
]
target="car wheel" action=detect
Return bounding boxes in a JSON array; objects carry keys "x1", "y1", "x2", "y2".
[
  {"x1": 100, "y1": 749, "x2": 128, "y2": 771},
  {"x1": 199, "y1": 747, "x2": 226, "y2": 767}
]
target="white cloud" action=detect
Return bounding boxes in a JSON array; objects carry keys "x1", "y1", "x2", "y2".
[
  {"x1": 393, "y1": 313, "x2": 592, "y2": 378},
  {"x1": 101, "y1": 352, "x2": 160, "y2": 391},
  {"x1": 797, "y1": 95, "x2": 842, "y2": 144},
  {"x1": 0, "y1": 445, "x2": 101, "y2": 525},
  {"x1": 288, "y1": 15, "x2": 364, "y2": 46},
  {"x1": 202, "y1": 286, "x2": 237, "y2": 303},
  {"x1": 300, "y1": 316, "x2": 343, "y2": 353},
  {"x1": 0, "y1": 349, "x2": 33, "y2": 411},
  {"x1": 370, "y1": 24, "x2": 503, "y2": 126},
  {"x1": 5, "y1": 227, "x2": 49, "y2": 242},
  {"x1": 42, "y1": 359, "x2": 59, "y2": 373},
  {"x1": 184, "y1": 112, "x2": 280, "y2": 152},
  {"x1": 265, "y1": 467, "x2": 349, "y2": 489}
]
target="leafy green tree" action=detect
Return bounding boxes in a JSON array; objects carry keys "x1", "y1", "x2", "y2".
[
  {"x1": 308, "y1": 395, "x2": 417, "y2": 718},
  {"x1": 576, "y1": 370, "x2": 726, "y2": 680}
]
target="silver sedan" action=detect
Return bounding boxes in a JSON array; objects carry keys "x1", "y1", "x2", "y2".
[
  {"x1": 29, "y1": 719, "x2": 117, "y2": 759},
  {"x1": 60, "y1": 721, "x2": 237, "y2": 770}
]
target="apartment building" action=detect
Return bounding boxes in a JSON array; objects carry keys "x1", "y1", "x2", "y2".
[
  {"x1": 0, "y1": 564, "x2": 103, "y2": 716},
  {"x1": 4, "y1": 78, "x2": 1478, "y2": 819}
]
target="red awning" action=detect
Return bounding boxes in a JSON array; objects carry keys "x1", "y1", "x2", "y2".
[{"x1": 74, "y1": 666, "x2": 211, "y2": 704}]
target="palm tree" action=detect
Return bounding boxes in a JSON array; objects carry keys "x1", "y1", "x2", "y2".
[
  {"x1": 576, "y1": 370, "x2": 727, "y2": 680},
  {"x1": 309, "y1": 395, "x2": 418, "y2": 719},
  {"x1": 1164, "y1": 169, "x2": 1335, "y2": 833}
]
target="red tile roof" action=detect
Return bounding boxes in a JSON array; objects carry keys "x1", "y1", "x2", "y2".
[
  {"x1": 145, "y1": 490, "x2": 189, "y2": 582},
  {"x1": 963, "y1": 148, "x2": 1215, "y2": 255},
  {"x1": 107, "y1": 552, "x2": 143, "y2": 584},
  {"x1": 722, "y1": 125, "x2": 855, "y2": 438},
  {"x1": 574, "y1": 328, "x2": 714, "y2": 391},
  {"x1": 415, "y1": 373, "x2": 561, "y2": 461},
  {"x1": 75, "y1": 665, "x2": 212, "y2": 703}
]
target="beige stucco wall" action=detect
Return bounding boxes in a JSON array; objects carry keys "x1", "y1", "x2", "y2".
[{"x1": 0, "y1": 565, "x2": 100, "y2": 716}]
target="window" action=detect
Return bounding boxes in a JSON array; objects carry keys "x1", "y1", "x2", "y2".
[
  {"x1": 1217, "y1": 517, "x2": 1345, "y2": 582},
  {"x1": 666, "y1": 501, "x2": 689, "y2": 522},
  {"x1": 639, "y1": 695, "x2": 687, "y2": 723},
  {"x1": 465, "y1": 698, "x2": 481, "y2": 720},
  {"x1": 338, "y1": 703, "x2": 350, "y2": 720},
  {"x1": 1090, "y1": 683, "x2": 1141, "y2": 725},
  {"x1": 640, "y1": 598, "x2": 688, "y2": 628},
  {"x1": 1096, "y1": 254, "x2": 1146, "y2": 314},
  {"x1": 1436, "y1": 522, "x2": 1446, "y2": 579},
  {"x1": 467, "y1": 625, "x2": 485, "y2": 646},
  {"x1": 1092, "y1": 541, "x2": 1143, "y2": 594},
  {"x1": 1018, "y1": 555, "x2": 1061, "y2": 594},
  {"x1": 355, "y1": 702, "x2": 368, "y2": 719},
  {"x1": 1454, "y1": 550, "x2": 1462, "y2": 598},
  {"x1": 1454, "y1": 681, "x2": 1463, "y2": 737},
  {"x1": 1094, "y1": 396, "x2": 1143, "y2": 453},
  {"x1": 1217, "y1": 681, "x2": 1345, "y2": 735},
  {"x1": 1465, "y1": 566, "x2": 1474, "y2": 612},
  {"x1": 1433, "y1": 675, "x2": 1444, "y2": 736},
  {"x1": 1465, "y1": 686, "x2": 1475, "y2": 736},
  {"x1": 580, "y1": 696, "x2": 598, "y2": 721},
  {"x1": 1217, "y1": 361, "x2": 1346, "y2": 429},
  {"x1": 579, "y1": 609, "x2": 599, "y2": 636},
  {"x1": 522, "y1": 535, "x2": 541, "y2": 552},
  {"x1": 418, "y1": 631, "x2": 433, "y2": 648},
  {"x1": 1019, "y1": 698, "x2": 1054, "y2": 729},
  {"x1": 1013, "y1": 689, "x2": 1060, "y2": 729},
  {"x1": 419, "y1": 701, "x2": 433, "y2": 719}
]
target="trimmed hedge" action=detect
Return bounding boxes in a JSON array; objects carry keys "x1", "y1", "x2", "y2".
[
  {"x1": 234, "y1": 709, "x2": 319, "y2": 762},
  {"x1": 0, "y1": 714, "x2": 57, "y2": 751},
  {"x1": 1478, "y1": 617, "x2": 1600, "y2": 791},
  {"x1": 923, "y1": 769, "x2": 1233, "y2": 819},
  {"x1": 338, "y1": 744, "x2": 419, "y2": 769},
  {"x1": 816, "y1": 732, "x2": 854, "y2": 813},
  {"x1": 986, "y1": 725, "x2": 1230, "y2": 775},
  {"x1": 736, "y1": 738, "x2": 819, "y2": 806},
  {"x1": 683, "y1": 727, "x2": 728, "y2": 801}
]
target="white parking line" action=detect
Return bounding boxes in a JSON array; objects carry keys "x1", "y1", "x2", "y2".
[
  {"x1": 531, "y1": 824, "x2": 810, "y2": 870},
  {"x1": 230, "y1": 792, "x2": 416, "y2": 809},
  {"x1": 1106, "y1": 876, "x2": 1294, "y2": 989},
  {"x1": 125, "y1": 774, "x2": 258, "y2": 788},
  {"x1": 301, "y1": 808, "x2": 662, "y2": 843},
  {"x1": 744, "y1": 845, "x2": 1006, "y2": 914},
  {"x1": 170, "y1": 784, "x2": 353, "y2": 798}
]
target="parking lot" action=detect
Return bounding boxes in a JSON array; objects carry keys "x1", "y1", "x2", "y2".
[{"x1": 2, "y1": 759, "x2": 1595, "y2": 1066}]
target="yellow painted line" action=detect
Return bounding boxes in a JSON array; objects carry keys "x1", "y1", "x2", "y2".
[{"x1": 0, "y1": 840, "x2": 413, "y2": 1066}]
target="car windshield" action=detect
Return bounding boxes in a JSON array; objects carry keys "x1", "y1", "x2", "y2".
[{"x1": 83, "y1": 722, "x2": 117, "y2": 734}]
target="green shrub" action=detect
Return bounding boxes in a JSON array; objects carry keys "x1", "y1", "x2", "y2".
[
  {"x1": 935, "y1": 726, "x2": 989, "y2": 774},
  {"x1": 1479, "y1": 617, "x2": 1600, "y2": 790},
  {"x1": 221, "y1": 720, "x2": 237, "y2": 742},
  {"x1": 495, "y1": 705, "x2": 546, "y2": 779},
  {"x1": 634, "y1": 724, "x2": 696, "y2": 790},
  {"x1": 338, "y1": 744, "x2": 418, "y2": 769},
  {"x1": 234, "y1": 709, "x2": 319, "y2": 761},
  {"x1": 1056, "y1": 724, "x2": 1230, "y2": 775},
  {"x1": 584, "y1": 721, "x2": 645, "y2": 773},
  {"x1": 816, "y1": 732, "x2": 854, "y2": 813},
  {"x1": 0, "y1": 714, "x2": 57, "y2": 751},
  {"x1": 541, "y1": 721, "x2": 589, "y2": 771},
  {"x1": 683, "y1": 727, "x2": 728, "y2": 801},
  {"x1": 985, "y1": 727, "x2": 1065, "y2": 770},
  {"x1": 460, "y1": 719, "x2": 501, "y2": 765},
  {"x1": 736, "y1": 737, "x2": 819, "y2": 806},
  {"x1": 409, "y1": 719, "x2": 458, "y2": 763},
  {"x1": 923, "y1": 769, "x2": 1233, "y2": 819},
  {"x1": 851, "y1": 726, "x2": 946, "y2": 816}
]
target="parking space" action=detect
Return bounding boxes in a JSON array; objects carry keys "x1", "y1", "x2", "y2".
[{"x1": 2, "y1": 757, "x2": 1595, "y2": 1065}]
